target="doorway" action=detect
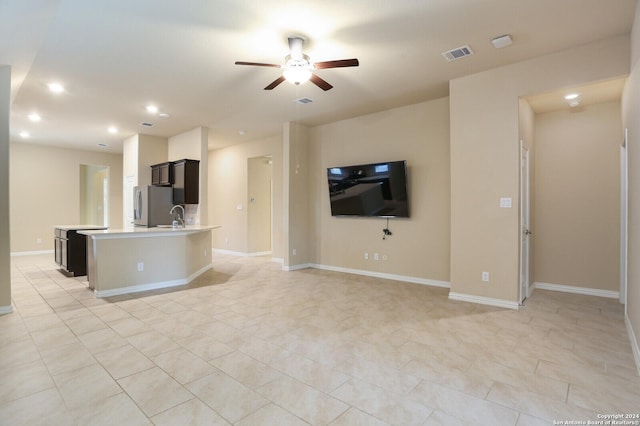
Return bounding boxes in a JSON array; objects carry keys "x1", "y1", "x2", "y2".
[
  {"x1": 519, "y1": 142, "x2": 531, "y2": 303},
  {"x1": 80, "y1": 164, "x2": 109, "y2": 226},
  {"x1": 247, "y1": 156, "x2": 273, "y2": 255}
]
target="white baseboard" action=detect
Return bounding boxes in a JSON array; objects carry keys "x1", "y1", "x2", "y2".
[
  {"x1": 0, "y1": 305, "x2": 14, "y2": 315},
  {"x1": 448, "y1": 292, "x2": 519, "y2": 310},
  {"x1": 308, "y1": 263, "x2": 451, "y2": 289},
  {"x1": 626, "y1": 314, "x2": 640, "y2": 376},
  {"x1": 272, "y1": 257, "x2": 284, "y2": 265},
  {"x1": 246, "y1": 251, "x2": 271, "y2": 257},
  {"x1": 11, "y1": 249, "x2": 54, "y2": 257},
  {"x1": 212, "y1": 248, "x2": 250, "y2": 257},
  {"x1": 283, "y1": 263, "x2": 313, "y2": 271},
  {"x1": 212, "y1": 248, "x2": 272, "y2": 258},
  {"x1": 533, "y1": 282, "x2": 619, "y2": 299},
  {"x1": 95, "y1": 264, "x2": 212, "y2": 298}
]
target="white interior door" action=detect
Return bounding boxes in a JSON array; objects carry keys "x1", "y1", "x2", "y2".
[
  {"x1": 520, "y1": 142, "x2": 531, "y2": 303},
  {"x1": 247, "y1": 156, "x2": 273, "y2": 254}
]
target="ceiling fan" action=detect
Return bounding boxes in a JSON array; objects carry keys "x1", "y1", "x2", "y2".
[{"x1": 235, "y1": 37, "x2": 359, "y2": 91}]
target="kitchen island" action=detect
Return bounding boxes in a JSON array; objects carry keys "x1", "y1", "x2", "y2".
[
  {"x1": 54, "y1": 225, "x2": 107, "y2": 276},
  {"x1": 79, "y1": 225, "x2": 220, "y2": 298}
]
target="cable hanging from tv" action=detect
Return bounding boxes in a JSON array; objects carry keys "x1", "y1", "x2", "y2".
[{"x1": 382, "y1": 217, "x2": 392, "y2": 240}]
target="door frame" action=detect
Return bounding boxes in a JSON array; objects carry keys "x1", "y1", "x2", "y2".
[
  {"x1": 519, "y1": 141, "x2": 531, "y2": 303},
  {"x1": 620, "y1": 128, "x2": 629, "y2": 308}
]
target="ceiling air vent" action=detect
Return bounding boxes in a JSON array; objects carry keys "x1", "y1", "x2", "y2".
[
  {"x1": 139, "y1": 122, "x2": 154, "y2": 127},
  {"x1": 294, "y1": 97, "x2": 313, "y2": 105},
  {"x1": 442, "y1": 45, "x2": 474, "y2": 62}
]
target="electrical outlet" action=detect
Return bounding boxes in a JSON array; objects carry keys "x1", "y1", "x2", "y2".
[
  {"x1": 36, "y1": 238, "x2": 42, "y2": 244},
  {"x1": 382, "y1": 254, "x2": 388, "y2": 261},
  {"x1": 374, "y1": 253, "x2": 380, "y2": 261},
  {"x1": 292, "y1": 248, "x2": 297, "y2": 256},
  {"x1": 204, "y1": 249, "x2": 207, "y2": 257},
  {"x1": 137, "y1": 262, "x2": 144, "y2": 272},
  {"x1": 364, "y1": 252, "x2": 369, "y2": 260},
  {"x1": 482, "y1": 272, "x2": 490, "y2": 282},
  {"x1": 500, "y1": 198, "x2": 512, "y2": 208}
]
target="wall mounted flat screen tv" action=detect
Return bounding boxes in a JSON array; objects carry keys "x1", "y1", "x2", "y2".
[{"x1": 327, "y1": 160, "x2": 409, "y2": 217}]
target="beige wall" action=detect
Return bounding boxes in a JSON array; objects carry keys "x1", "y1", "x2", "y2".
[
  {"x1": 122, "y1": 133, "x2": 167, "y2": 227},
  {"x1": 168, "y1": 127, "x2": 204, "y2": 160},
  {"x1": 308, "y1": 97, "x2": 451, "y2": 282},
  {"x1": 450, "y1": 35, "x2": 630, "y2": 304},
  {"x1": 534, "y1": 101, "x2": 621, "y2": 291},
  {"x1": 10, "y1": 143, "x2": 123, "y2": 253},
  {"x1": 208, "y1": 134, "x2": 283, "y2": 258},
  {"x1": 622, "y1": 2, "x2": 640, "y2": 371},
  {"x1": 138, "y1": 134, "x2": 169, "y2": 187},
  {"x1": 0, "y1": 66, "x2": 10, "y2": 311},
  {"x1": 169, "y1": 127, "x2": 209, "y2": 225},
  {"x1": 284, "y1": 122, "x2": 310, "y2": 268}
]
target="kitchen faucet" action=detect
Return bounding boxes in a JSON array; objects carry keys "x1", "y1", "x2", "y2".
[{"x1": 169, "y1": 205, "x2": 185, "y2": 228}]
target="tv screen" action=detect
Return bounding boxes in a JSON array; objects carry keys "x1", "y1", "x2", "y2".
[{"x1": 327, "y1": 160, "x2": 409, "y2": 217}]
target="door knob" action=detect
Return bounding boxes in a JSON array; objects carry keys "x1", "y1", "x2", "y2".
[{"x1": 524, "y1": 229, "x2": 532, "y2": 235}]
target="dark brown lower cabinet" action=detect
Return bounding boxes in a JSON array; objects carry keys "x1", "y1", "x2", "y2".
[{"x1": 54, "y1": 226, "x2": 106, "y2": 276}]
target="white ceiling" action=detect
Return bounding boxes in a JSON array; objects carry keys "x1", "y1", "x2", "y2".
[{"x1": 1, "y1": 0, "x2": 637, "y2": 153}]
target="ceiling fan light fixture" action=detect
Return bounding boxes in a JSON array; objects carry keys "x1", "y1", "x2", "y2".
[
  {"x1": 235, "y1": 37, "x2": 358, "y2": 91},
  {"x1": 283, "y1": 68, "x2": 312, "y2": 85}
]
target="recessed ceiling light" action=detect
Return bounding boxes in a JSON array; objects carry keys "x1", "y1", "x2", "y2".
[
  {"x1": 158, "y1": 112, "x2": 170, "y2": 118},
  {"x1": 47, "y1": 82, "x2": 65, "y2": 93},
  {"x1": 569, "y1": 100, "x2": 581, "y2": 108},
  {"x1": 146, "y1": 105, "x2": 159, "y2": 114},
  {"x1": 238, "y1": 130, "x2": 246, "y2": 136},
  {"x1": 19, "y1": 131, "x2": 30, "y2": 138},
  {"x1": 108, "y1": 126, "x2": 118, "y2": 134},
  {"x1": 564, "y1": 93, "x2": 580, "y2": 100},
  {"x1": 28, "y1": 113, "x2": 41, "y2": 122}
]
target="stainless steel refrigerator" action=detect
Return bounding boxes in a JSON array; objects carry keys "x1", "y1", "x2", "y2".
[{"x1": 133, "y1": 185, "x2": 174, "y2": 227}]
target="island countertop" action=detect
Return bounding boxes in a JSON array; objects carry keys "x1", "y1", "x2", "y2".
[
  {"x1": 55, "y1": 224, "x2": 108, "y2": 231},
  {"x1": 79, "y1": 225, "x2": 220, "y2": 239}
]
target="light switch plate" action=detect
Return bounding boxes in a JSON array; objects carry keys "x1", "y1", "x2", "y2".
[{"x1": 500, "y1": 197, "x2": 512, "y2": 208}]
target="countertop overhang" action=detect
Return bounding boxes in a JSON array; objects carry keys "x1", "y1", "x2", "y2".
[{"x1": 79, "y1": 225, "x2": 220, "y2": 239}]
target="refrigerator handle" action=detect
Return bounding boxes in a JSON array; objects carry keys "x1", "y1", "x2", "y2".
[{"x1": 134, "y1": 190, "x2": 142, "y2": 220}]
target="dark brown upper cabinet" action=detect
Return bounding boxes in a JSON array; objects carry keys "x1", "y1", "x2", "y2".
[
  {"x1": 151, "y1": 161, "x2": 173, "y2": 186},
  {"x1": 172, "y1": 159, "x2": 199, "y2": 204}
]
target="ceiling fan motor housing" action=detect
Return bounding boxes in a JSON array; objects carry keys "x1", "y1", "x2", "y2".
[{"x1": 285, "y1": 54, "x2": 312, "y2": 70}]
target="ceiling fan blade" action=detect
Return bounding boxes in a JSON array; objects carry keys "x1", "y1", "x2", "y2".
[
  {"x1": 314, "y1": 59, "x2": 360, "y2": 69},
  {"x1": 309, "y1": 73, "x2": 333, "y2": 91},
  {"x1": 264, "y1": 75, "x2": 286, "y2": 90},
  {"x1": 288, "y1": 37, "x2": 304, "y2": 59},
  {"x1": 235, "y1": 61, "x2": 281, "y2": 68}
]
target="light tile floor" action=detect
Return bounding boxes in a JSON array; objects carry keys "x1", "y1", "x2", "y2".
[{"x1": 1, "y1": 253, "x2": 639, "y2": 425}]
